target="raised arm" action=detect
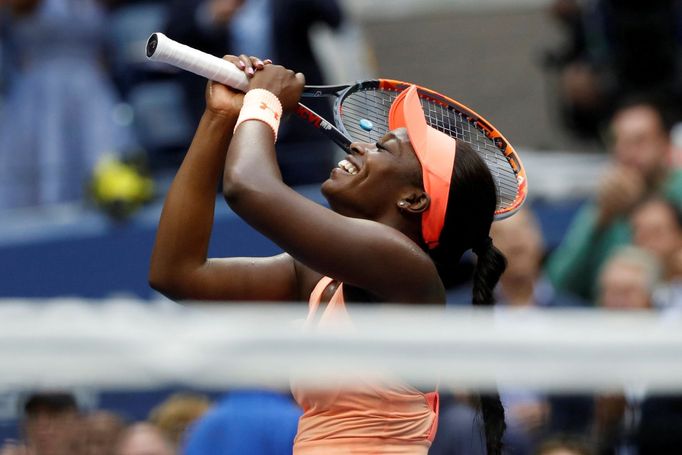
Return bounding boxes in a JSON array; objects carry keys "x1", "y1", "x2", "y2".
[
  {"x1": 149, "y1": 56, "x2": 302, "y2": 302},
  {"x1": 222, "y1": 66, "x2": 443, "y2": 303}
]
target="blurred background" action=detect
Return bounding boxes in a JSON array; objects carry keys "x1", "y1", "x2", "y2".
[{"x1": 2, "y1": 0, "x2": 682, "y2": 454}]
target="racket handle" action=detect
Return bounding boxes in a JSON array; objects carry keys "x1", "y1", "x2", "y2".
[{"x1": 146, "y1": 32, "x2": 249, "y2": 92}]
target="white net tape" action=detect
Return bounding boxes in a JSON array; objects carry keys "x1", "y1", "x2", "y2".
[{"x1": 1, "y1": 299, "x2": 681, "y2": 393}]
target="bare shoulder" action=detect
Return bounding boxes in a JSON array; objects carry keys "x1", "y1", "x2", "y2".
[{"x1": 295, "y1": 218, "x2": 445, "y2": 304}]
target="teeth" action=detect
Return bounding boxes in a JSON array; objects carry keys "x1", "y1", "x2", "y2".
[{"x1": 337, "y1": 159, "x2": 358, "y2": 175}]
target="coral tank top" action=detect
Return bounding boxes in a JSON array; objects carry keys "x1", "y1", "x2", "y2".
[{"x1": 291, "y1": 277, "x2": 439, "y2": 455}]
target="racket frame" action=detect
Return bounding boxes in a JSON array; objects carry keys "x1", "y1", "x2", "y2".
[{"x1": 310, "y1": 79, "x2": 527, "y2": 219}]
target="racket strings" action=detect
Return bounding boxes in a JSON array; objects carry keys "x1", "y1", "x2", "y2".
[{"x1": 339, "y1": 88, "x2": 519, "y2": 211}]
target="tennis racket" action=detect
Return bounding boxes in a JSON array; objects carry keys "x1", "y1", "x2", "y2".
[{"x1": 146, "y1": 33, "x2": 527, "y2": 219}]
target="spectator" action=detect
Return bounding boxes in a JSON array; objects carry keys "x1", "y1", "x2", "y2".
[
  {"x1": 182, "y1": 389, "x2": 302, "y2": 455},
  {"x1": 546, "y1": 100, "x2": 682, "y2": 301},
  {"x1": 147, "y1": 392, "x2": 210, "y2": 449},
  {"x1": 116, "y1": 423, "x2": 174, "y2": 455},
  {"x1": 596, "y1": 245, "x2": 682, "y2": 455},
  {"x1": 593, "y1": 247, "x2": 661, "y2": 453},
  {"x1": 0, "y1": 0, "x2": 138, "y2": 209},
  {"x1": 598, "y1": 245, "x2": 660, "y2": 310},
  {"x1": 83, "y1": 410, "x2": 127, "y2": 455},
  {"x1": 164, "y1": 0, "x2": 343, "y2": 185},
  {"x1": 435, "y1": 209, "x2": 589, "y2": 455},
  {"x1": 545, "y1": 0, "x2": 682, "y2": 139},
  {"x1": 0, "y1": 391, "x2": 84, "y2": 455},
  {"x1": 630, "y1": 196, "x2": 682, "y2": 310},
  {"x1": 490, "y1": 208, "x2": 587, "y2": 309},
  {"x1": 631, "y1": 197, "x2": 682, "y2": 281}
]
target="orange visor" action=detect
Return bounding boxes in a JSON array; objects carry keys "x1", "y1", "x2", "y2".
[{"x1": 388, "y1": 85, "x2": 456, "y2": 249}]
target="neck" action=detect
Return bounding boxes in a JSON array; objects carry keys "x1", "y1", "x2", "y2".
[{"x1": 378, "y1": 211, "x2": 425, "y2": 248}]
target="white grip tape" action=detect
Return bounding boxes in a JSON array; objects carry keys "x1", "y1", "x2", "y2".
[{"x1": 146, "y1": 32, "x2": 249, "y2": 92}]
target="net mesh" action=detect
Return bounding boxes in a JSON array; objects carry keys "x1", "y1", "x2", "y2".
[{"x1": 340, "y1": 87, "x2": 519, "y2": 212}]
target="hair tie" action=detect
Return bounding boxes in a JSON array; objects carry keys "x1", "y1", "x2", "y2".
[{"x1": 473, "y1": 236, "x2": 493, "y2": 255}]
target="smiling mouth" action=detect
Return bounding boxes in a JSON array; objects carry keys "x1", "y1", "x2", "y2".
[{"x1": 337, "y1": 159, "x2": 359, "y2": 175}]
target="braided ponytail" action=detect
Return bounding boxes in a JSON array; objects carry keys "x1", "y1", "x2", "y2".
[
  {"x1": 472, "y1": 238, "x2": 507, "y2": 455},
  {"x1": 428, "y1": 142, "x2": 508, "y2": 455}
]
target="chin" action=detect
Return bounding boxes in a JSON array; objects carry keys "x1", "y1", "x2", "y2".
[{"x1": 320, "y1": 179, "x2": 338, "y2": 206}]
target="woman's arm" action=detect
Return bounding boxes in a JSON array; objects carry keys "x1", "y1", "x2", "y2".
[
  {"x1": 149, "y1": 57, "x2": 301, "y2": 302},
  {"x1": 222, "y1": 66, "x2": 443, "y2": 303}
]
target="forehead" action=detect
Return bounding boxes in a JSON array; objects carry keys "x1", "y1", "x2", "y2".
[
  {"x1": 612, "y1": 105, "x2": 664, "y2": 135},
  {"x1": 602, "y1": 260, "x2": 647, "y2": 285},
  {"x1": 633, "y1": 201, "x2": 677, "y2": 225},
  {"x1": 384, "y1": 128, "x2": 417, "y2": 157}
]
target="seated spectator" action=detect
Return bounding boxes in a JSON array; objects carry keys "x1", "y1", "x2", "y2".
[
  {"x1": 593, "y1": 247, "x2": 663, "y2": 453},
  {"x1": 448, "y1": 207, "x2": 588, "y2": 309},
  {"x1": 631, "y1": 197, "x2": 682, "y2": 280},
  {"x1": 598, "y1": 245, "x2": 660, "y2": 310},
  {"x1": 147, "y1": 392, "x2": 210, "y2": 449},
  {"x1": 630, "y1": 196, "x2": 682, "y2": 310},
  {"x1": 546, "y1": 100, "x2": 682, "y2": 301},
  {"x1": 182, "y1": 389, "x2": 302, "y2": 455},
  {"x1": 116, "y1": 423, "x2": 174, "y2": 455},
  {"x1": 83, "y1": 410, "x2": 127, "y2": 455},
  {"x1": 435, "y1": 209, "x2": 589, "y2": 455},
  {"x1": 0, "y1": 0, "x2": 138, "y2": 209},
  {"x1": 0, "y1": 391, "x2": 83, "y2": 455},
  {"x1": 597, "y1": 245, "x2": 682, "y2": 455}
]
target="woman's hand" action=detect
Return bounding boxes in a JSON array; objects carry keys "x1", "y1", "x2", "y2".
[
  {"x1": 205, "y1": 54, "x2": 271, "y2": 118},
  {"x1": 249, "y1": 65, "x2": 306, "y2": 113}
]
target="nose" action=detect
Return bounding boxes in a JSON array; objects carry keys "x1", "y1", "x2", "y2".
[{"x1": 349, "y1": 141, "x2": 371, "y2": 156}]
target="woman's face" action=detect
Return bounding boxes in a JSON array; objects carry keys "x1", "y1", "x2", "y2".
[{"x1": 321, "y1": 128, "x2": 423, "y2": 220}]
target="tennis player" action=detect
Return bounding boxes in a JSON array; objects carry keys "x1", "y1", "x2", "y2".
[{"x1": 149, "y1": 55, "x2": 507, "y2": 455}]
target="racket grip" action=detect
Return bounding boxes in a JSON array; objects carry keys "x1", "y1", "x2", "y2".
[{"x1": 146, "y1": 32, "x2": 250, "y2": 92}]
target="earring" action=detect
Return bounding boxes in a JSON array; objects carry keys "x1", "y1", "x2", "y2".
[{"x1": 398, "y1": 201, "x2": 409, "y2": 208}]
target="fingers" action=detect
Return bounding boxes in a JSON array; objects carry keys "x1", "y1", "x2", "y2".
[{"x1": 221, "y1": 55, "x2": 273, "y2": 79}]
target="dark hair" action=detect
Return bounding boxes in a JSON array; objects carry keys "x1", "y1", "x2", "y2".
[
  {"x1": 22, "y1": 392, "x2": 78, "y2": 417},
  {"x1": 632, "y1": 195, "x2": 682, "y2": 229},
  {"x1": 611, "y1": 94, "x2": 675, "y2": 135},
  {"x1": 428, "y1": 141, "x2": 508, "y2": 455}
]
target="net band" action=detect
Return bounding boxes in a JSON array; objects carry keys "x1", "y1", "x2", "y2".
[{"x1": 1, "y1": 300, "x2": 681, "y2": 393}]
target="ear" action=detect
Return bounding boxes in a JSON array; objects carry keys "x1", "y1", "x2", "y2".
[{"x1": 397, "y1": 191, "x2": 430, "y2": 214}]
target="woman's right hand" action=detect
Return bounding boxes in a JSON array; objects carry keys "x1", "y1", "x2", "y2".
[
  {"x1": 204, "y1": 54, "x2": 271, "y2": 119},
  {"x1": 249, "y1": 64, "x2": 306, "y2": 113}
]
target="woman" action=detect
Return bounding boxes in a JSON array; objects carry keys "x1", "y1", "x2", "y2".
[{"x1": 149, "y1": 55, "x2": 507, "y2": 454}]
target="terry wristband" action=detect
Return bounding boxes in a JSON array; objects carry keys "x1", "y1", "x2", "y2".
[{"x1": 234, "y1": 88, "x2": 283, "y2": 142}]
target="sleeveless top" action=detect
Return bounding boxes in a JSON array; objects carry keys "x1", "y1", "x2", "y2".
[{"x1": 291, "y1": 277, "x2": 439, "y2": 455}]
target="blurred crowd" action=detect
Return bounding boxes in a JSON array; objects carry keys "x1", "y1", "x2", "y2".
[
  {"x1": 2, "y1": 0, "x2": 682, "y2": 454},
  {"x1": 545, "y1": 0, "x2": 682, "y2": 142},
  {"x1": 0, "y1": 390, "x2": 303, "y2": 455},
  {"x1": 0, "y1": 0, "x2": 347, "y2": 213}
]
